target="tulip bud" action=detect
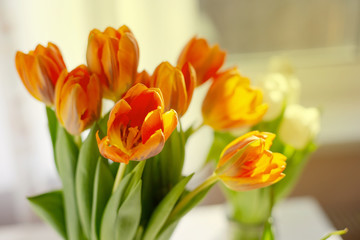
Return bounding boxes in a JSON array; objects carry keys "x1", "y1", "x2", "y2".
[
  {"x1": 15, "y1": 43, "x2": 66, "y2": 105},
  {"x1": 202, "y1": 68, "x2": 268, "y2": 130},
  {"x1": 87, "y1": 26, "x2": 139, "y2": 101},
  {"x1": 55, "y1": 65, "x2": 102, "y2": 135},
  {"x1": 258, "y1": 73, "x2": 288, "y2": 121},
  {"x1": 149, "y1": 61, "x2": 196, "y2": 117},
  {"x1": 215, "y1": 131, "x2": 286, "y2": 191},
  {"x1": 177, "y1": 37, "x2": 225, "y2": 86},
  {"x1": 96, "y1": 83, "x2": 178, "y2": 164},
  {"x1": 278, "y1": 104, "x2": 320, "y2": 150}
]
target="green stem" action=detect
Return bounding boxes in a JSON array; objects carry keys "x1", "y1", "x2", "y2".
[
  {"x1": 169, "y1": 173, "x2": 219, "y2": 218},
  {"x1": 320, "y1": 228, "x2": 348, "y2": 240},
  {"x1": 192, "y1": 122, "x2": 205, "y2": 134},
  {"x1": 74, "y1": 135, "x2": 82, "y2": 148},
  {"x1": 112, "y1": 162, "x2": 127, "y2": 193}
]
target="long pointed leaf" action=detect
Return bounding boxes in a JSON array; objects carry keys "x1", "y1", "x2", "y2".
[
  {"x1": 76, "y1": 124, "x2": 101, "y2": 238},
  {"x1": 164, "y1": 181, "x2": 214, "y2": 229},
  {"x1": 115, "y1": 181, "x2": 142, "y2": 240},
  {"x1": 56, "y1": 127, "x2": 84, "y2": 240},
  {"x1": 91, "y1": 158, "x2": 114, "y2": 240},
  {"x1": 100, "y1": 172, "x2": 134, "y2": 240},
  {"x1": 142, "y1": 174, "x2": 193, "y2": 240},
  {"x1": 28, "y1": 190, "x2": 66, "y2": 239},
  {"x1": 46, "y1": 106, "x2": 59, "y2": 171}
]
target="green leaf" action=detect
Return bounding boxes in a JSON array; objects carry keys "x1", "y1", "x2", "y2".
[
  {"x1": 28, "y1": 190, "x2": 66, "y2": 239},
  {"x1": 321, "y1": 228, "x2": 348, "y2": 240},
  {"x1": 75, "y1": 124, "x2": 101, "y2": 238},
  {"x1": 98, "y1": 111, "x2": 110, "y2": 136},
  {"x1": 165, "y1": 180, "x2": 214, "y2": 227},
  {"x1": 91, "y1": 158, "x2": 114, "y2": 240},
  {"x1": 56, "y1": 127, "x2": 84, "y2": 240},
  {"x1": 273, "y1": 143, "x2": 316, "y2": 202},
  {"x1": 109, "y1": 162, "x2": 120, "y2": 178},
  {"x1": 161, "y1": 125, "x2": 186, "y2": 187},
  {"x1": 141, "y1": 125, "x2": 186, "y2": 225},
  {"x1": 46, "y1": 106, "x2": 58, "y2": 151},
  {"x1": 115, "y1": 181, "x2": 142, "y2": 240},
  {"x1": 100, "y1": 172, "x2": 134, "y2": 240},
  {"x1": 142, "y1": 174, "x2": 193, "y2": 240},
  {"x1": 46, "y1": 106, "x2": 59, "y2": 170},
  {"x1": 156, "y1": 220, "x2": 179, "y2": 240},
  {"x1": 123, "y1": 161, "x2": 145, "y2": 200},
  {"x1": 133, "y1": 226, "x2": 144, "y2": 240},
  {"x1": 261, "y1": 218, "x2": 275, "y2": 240}
]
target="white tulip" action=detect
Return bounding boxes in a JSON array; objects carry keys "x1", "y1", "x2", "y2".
[
  {"x1": 278, "y1": 104, "x2": 320, "y2": 150},
  {"x1": 258, "y1": 73, "x2": 288, "y2": 121},
  {"x1": 258, "y1": 57, "x2": 301, "y2": 121}
]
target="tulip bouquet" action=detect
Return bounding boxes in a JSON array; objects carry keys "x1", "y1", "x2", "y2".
[
  {"x1": 206, "y1": 58, "x2": 321, "y2": 239},
  {"x1": 15, "y1": 26, "x2": 287, "y2": 240}
]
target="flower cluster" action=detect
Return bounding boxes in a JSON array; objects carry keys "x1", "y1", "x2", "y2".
[{"x1": 16, "y1": 25, "x2": 287, "y2": 240}]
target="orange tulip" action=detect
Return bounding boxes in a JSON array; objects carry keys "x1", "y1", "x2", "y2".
[
  {"x1": 202, "y1": 68, "x2": 268, "y2": 130},
  {"x1": 86, "y1": 26, "x2": 139, "y2": 101},
  {"x1": 135, "y1": 70, "x2": 151, "y2": 87},
  {"x1": 177, "y1": 37, "x2": 225, "y2": 86},
  {"x1": 149, "y1": 62, "x2": 196, "y2": 117},
  {"x1": 96, "y1": 83, "x2": 178, "y2": 164},
  {"x1": 215, "y1": 131, "x2": 286, "y2": 191},
  {"x1": 15, "y1": 43, "x2": 66, "y2": 105},
  {"x1": 55, "y1": 65, "x2": 102, "y2": 135}
]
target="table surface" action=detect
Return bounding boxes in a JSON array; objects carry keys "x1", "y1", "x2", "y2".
[{"x1": 0, "y1": 197, "x2": 342, "y2": 240}]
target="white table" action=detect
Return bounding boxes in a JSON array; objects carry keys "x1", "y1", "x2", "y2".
[{"x1": 0, "y1": 197, "x2": 341, "y2": 240}]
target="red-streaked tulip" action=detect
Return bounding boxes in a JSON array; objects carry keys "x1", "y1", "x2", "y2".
[
  {"x1": 177, "y1": 37, "x2": 225, "y2": 86},
  {"x1": 15, "y1": 43, "x2": 66, "y2": 105},
  {"x1": 149, "y1": 61, "x2": 196, "y2": 117},
  {"x1": 202, "y1": 68, "x2": 268, "y2": 130},
  {"x1": 55, "y1": 65, "x2": 102, "y2": 135},
  {"x1": 87, "y1": 25, "x2": 139, "y2": 101},
  {"x1": 96, "y1": 83, "x2": 178, "y2": 164},
  {"x1": 215, "y1": 131, "x2": 286, "y2": 191}
]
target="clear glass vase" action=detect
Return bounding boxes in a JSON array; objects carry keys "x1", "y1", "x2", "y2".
[{"x1": 227, "y1": 218, "x2": 265, "y2": 240}]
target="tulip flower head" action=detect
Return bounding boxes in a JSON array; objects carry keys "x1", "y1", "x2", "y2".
[
  {"x1": 202, "y1": 68, "x2": 268, "y2": 130},
  {"x1": 215, "y1": 131, "x2": 286, "y2": 191},
  {"x1": 278, "y1": 104, "x2": 320, "y2": 150},
  {"x1": 15, "y1": 43, "x2": 66, "y2": 105},
  {"x1": 177, "y1": 37, "x2": 225, "y2": 86},
  {"x1": 96, "y1": 83, "x2": 178, "y2": 164},
  {"x1": 55, "y1": 65, "x2": 102, "y2": 135},
  {"x1": 149, "y1": 61, "x2": 196, "y2": 117},
  {"x1": 87, "y1": 26, "x2": 139, "y2": 101}
]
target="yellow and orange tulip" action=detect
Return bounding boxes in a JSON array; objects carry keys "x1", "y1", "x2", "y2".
[
  {"x1": 149, "y1": 62, "x2": 196, "y2": 117},
  {"x1": 55, "y1": 65, "x2": 102, "y2": 135},
  {"x1": 15, "y1": 43, "x2": 66, "y2": 105},
  {"x1": 202, "y1": 68, "x2": 268, "y2": 130},
  {"x1": 87, "y1": 26, "x2": 139, "y2": 101},
  {"x1": 215, "y1": 131, "x2": 286, "y2": 191},
  {"x1": 177, "y1": 37, "x2": 225, "y2": 86},
  {"x1": 96, "y1": 83, "x2": 178, "y2": 164}
]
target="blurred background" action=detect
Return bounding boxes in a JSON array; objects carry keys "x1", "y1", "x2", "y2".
[{"x1": 0, "y1": 0, "x2": 359, "y2": 239}]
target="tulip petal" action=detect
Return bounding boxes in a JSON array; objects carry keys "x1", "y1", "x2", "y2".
[
  {"x1": 96, "y1": 133, "x2": 130, "y2": 164},
  {"x1": 162, "y1": 110, "x2": 178, "y2": 140},
  {"x1": 181, "y1": 62, "x2": 196, "y2": 110},
  {"x1": 131, "y1": 129, "x2": 165, "y2": 161},
  {"x1": 141, "y1": 108, "x2": 164, "y2": 144}
]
